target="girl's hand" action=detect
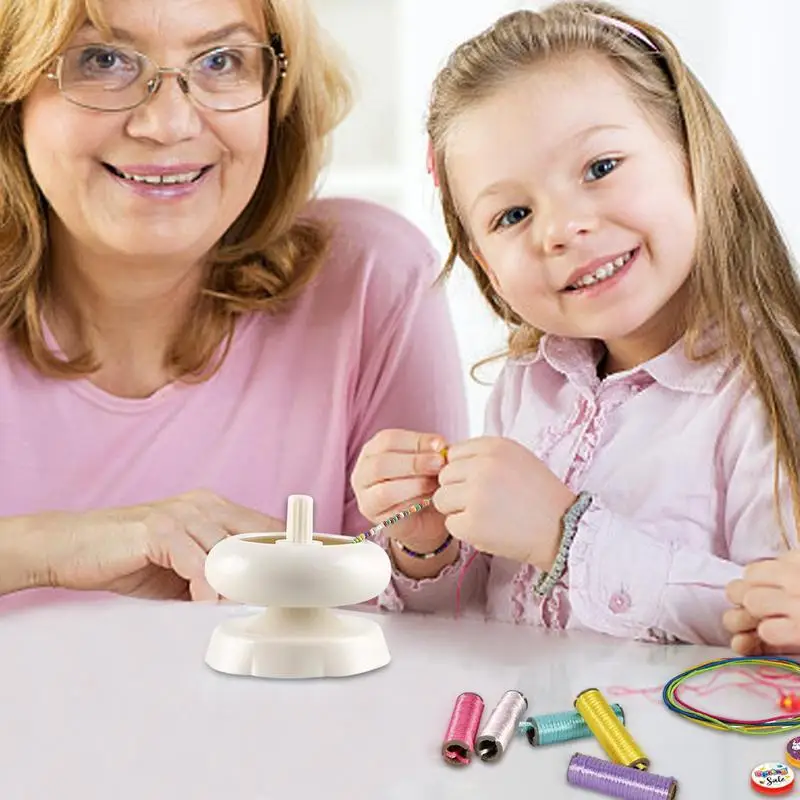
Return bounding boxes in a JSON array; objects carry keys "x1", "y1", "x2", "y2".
[
  {"x1": 350, "y1": 428, "x2": 450, "y2": 552},
  {"x1": 724, "y1": 555, "x2": 800, "y2": 655},
  {"x1": 433, "y1": 436, "x2": 575, "y2": 570},
  {"x1": 723, "y1": 577, "x2": 765, "y2": 655}
]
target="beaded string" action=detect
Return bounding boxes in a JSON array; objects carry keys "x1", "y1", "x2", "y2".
[{"x1": 350, "y1": 499, "x2": 434, "y2": 544}]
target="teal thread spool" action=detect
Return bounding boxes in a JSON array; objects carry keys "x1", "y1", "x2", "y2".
[{"x1": 519, "y1": 704, "x2": 625, "y2": 747}]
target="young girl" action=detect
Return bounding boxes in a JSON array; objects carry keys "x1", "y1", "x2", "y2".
[{"x1": 350, "y1": 0, "x2": 800, "y2": 647}]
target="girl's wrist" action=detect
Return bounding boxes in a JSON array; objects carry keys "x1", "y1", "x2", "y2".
[
  {"x1": 530, "y1": 488, "x2": 578, "y2": 571},
  {"x1": 389, "y1": 535, "x2": 459, "y2": 580},
  {"x1": 393, "y1": 532, "x2": 454, "y2": 559},
  {"x1": 532, "y1": 491, "x2": 593, "y2": 597}
]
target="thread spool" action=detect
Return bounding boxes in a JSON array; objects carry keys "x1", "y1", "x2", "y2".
[
  {"x1": 575, "y1": 688, "x2": 649, "y2": 770},
  {"x1": 521, "y1": 703, "x2": 625, "y2": 747},
  {"x1": 475, "y1": 690, "x2": 528, "y2": 762},
  {"x1": 567, "y1": 753, "x2": 677, "y2": 799},
  {"x1": 442, "y1": 692, "x2": 484, "y2": 766},
  {"x1": 786, "y1": 736, "x2": 800, "y2": 769},
  {"x1": 751, "y1": 762, "x2": 795, "y2": 795}
]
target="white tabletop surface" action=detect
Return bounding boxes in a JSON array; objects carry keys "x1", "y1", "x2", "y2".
[{"x1": 0, "y1": 590, "x2": 793, "y2": 800}]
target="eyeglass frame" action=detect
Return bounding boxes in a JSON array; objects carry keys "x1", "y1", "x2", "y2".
[{"x1": 45, "y1": 32, "x2": 289, "y2": 113}]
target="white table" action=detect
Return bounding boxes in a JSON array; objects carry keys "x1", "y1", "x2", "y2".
[{"x1": 0, "y1": 590, "x2": 791, "y2": 799}]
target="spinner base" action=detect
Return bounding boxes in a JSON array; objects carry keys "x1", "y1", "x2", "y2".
[{"x1": 205, "y1": 606, "x2": 391, "y2": 679}]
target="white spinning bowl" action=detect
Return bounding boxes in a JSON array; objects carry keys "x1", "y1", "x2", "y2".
[{"x1": 204, "y1": 531, "x2": 391, "y2": 608}]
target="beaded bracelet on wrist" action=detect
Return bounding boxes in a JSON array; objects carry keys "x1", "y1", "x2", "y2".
[
  {"x1": 394, "y1": 533, "x2": 454, "y2": 560},
  {"x1": 532, "y1": 491, "x2": 593, "y2": 598}
]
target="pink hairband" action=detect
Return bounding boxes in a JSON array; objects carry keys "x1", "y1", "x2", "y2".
[
  {"x1": 591, "y1": 12, "x2": 658, "y2": 51},
  {"x1": 425, "y1": 13, "x2": 657, "y2": 187}
]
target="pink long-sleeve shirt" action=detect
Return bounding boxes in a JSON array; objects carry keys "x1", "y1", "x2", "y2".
[
  {"x1": 378, "y1": 334, "x2": 795, "y2": 646},
  {"x1": 0, "y1": 197, "x2": 468, "y2": 537}
]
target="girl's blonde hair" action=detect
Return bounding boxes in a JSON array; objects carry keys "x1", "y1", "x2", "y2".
[
  {"x1": 0, "y1": 0, "x2": 352, "y2": 378},
  {"x1": 427, "y1": 0, "x2": 800, "y2": 542}
]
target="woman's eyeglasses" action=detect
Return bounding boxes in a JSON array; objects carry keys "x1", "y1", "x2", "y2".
[{"x1": 46, "y1": 35, "x2": 288, "y2": 113}]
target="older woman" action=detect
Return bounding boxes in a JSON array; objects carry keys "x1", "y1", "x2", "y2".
[{"x1": 0, "y1": 0, "x2": 467, "y2": 602}]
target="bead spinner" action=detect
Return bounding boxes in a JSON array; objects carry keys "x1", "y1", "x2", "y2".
[{"x1": 203, "y1": 494, "x2": 392, "y2": 679}]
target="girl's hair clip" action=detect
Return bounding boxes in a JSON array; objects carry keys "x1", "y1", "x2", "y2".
[
  {"x1": 590, "y1": 13, "x2": 658, "y2": 52},
  {"x1": 426, "y1": 138, "x2": 440, "y2": 188}
]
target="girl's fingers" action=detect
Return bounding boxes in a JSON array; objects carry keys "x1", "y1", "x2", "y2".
[
  {"x1": 360, "y1": 429, "x2": 447, "y2": 458},
  {"x1": 363, "y1": 477, "x2": 439, "y2": 519},
  {"x1": 743, "y1": 586, "x2": 800, "y2": 620},
  {"x1": 357, "y1": 450, "x2": 446, "y2": 488},
  {"x1": 432, "y1": 483, "x2": 469, "y2": 516},
  {"x1": 722, "y1": 606, "x2": 758, "y2": 635},
  {"x1": 730, "y1": 631, "x2": 765, "y2": 656},
  {"x1": 758, "y1": 616, "x2": 800, "y2": 649},
  {"x1": 743, "y1": 558, "x2": 800, "y2": 594},
  {"x1": 725, "y1": 578, "x2": 748, "y2": 606}
]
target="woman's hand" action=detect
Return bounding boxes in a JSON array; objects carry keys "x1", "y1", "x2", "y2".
[
  {"x1": 41, "y1": 489, "x2": 285, "y2": 601},
  {"x1": 724, "y1": 554, "x2": 800, "y2": 655},
  {"x1": 433, "y1": 436, "x2": 575, "y2": 570}
]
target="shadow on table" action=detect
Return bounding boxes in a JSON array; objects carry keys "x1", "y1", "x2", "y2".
[{"x1": 0, "y1": 587, "x2": 155, "y2": 618}]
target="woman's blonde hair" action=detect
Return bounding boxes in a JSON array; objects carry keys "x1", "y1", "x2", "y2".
[
  {"x1": 427, "y1": 0, "x2": 800, "y2": 542},
  {"x1": 0, "y1": 0, "x2": 352, "y2": 378}
]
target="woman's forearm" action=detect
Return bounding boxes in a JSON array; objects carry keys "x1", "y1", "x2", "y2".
[{"x1": 0, "y1": 513, "x2": 56, "y2": 596}]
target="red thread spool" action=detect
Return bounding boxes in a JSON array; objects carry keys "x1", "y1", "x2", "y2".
[{"x1": 442, "y1": 692, "x2": 484, "y2": 766}]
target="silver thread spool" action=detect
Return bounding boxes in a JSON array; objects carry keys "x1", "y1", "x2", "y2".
[{"x1": 475, "y1": 689, "x2": 528, "y2": 762}]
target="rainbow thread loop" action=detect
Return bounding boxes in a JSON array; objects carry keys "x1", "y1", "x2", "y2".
[{"x1": 662, "y1": 656, "x2": 800, "y2": 734}]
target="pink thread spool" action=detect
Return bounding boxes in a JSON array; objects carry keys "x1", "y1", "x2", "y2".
[{"x1": 442, "y1": 692, "x2": 484, "y2": 766}]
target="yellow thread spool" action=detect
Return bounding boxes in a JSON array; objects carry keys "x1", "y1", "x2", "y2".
[{"x1": 575, "y1": 688, "x2": 650, "y2": 770}]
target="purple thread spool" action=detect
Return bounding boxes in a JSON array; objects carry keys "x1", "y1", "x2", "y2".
[{"x1": 567, "y1": 753, "x2": 678, "y2": 799}]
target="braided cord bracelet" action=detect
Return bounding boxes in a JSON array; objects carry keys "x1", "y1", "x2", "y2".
[{"x1": 532, "y1": 491, "x2": 593, "y2": 597}]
